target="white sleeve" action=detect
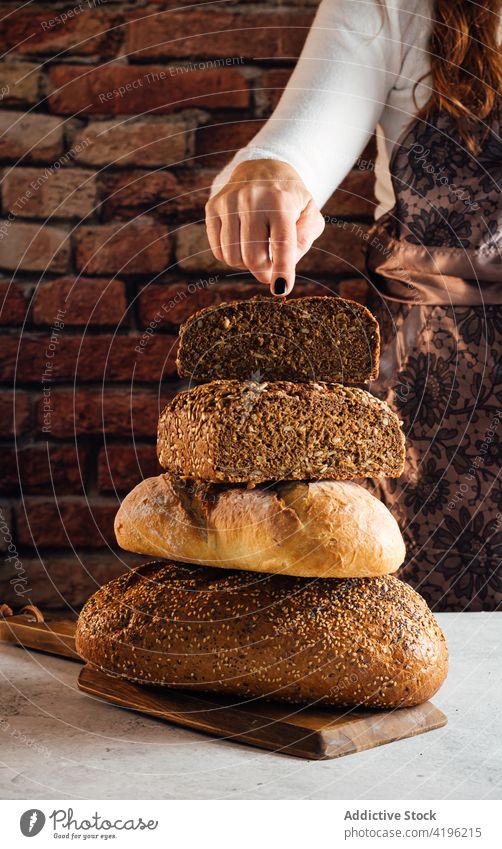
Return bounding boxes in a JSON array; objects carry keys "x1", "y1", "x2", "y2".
[{"x1": 209, "y1": 0, "x2": 405, "y2": 209}]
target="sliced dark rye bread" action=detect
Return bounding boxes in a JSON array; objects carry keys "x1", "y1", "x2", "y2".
[
  {"x1": 157, "y1": 380, "x2": 405, "y2": 484},
  {"x1": 176, "y1": 295, "x2": 380, "y2": 383}
]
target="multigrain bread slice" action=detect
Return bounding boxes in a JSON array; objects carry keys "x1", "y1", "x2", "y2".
[
  {"x1": 176, "y1": 295, "x2": 380, "y2": 383},
  {"x1": 157, "y1": 380, "x2": 405, "y2": 483},
  {"x1": 114, "y1": 476, "x2": 406, "y2": 578},
  {"x1": 75, "y1": 562, "x2": 448, "y2": 708}
]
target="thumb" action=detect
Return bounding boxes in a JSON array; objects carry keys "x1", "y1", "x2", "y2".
[{"x1": 296, "y1": 199, "x2": 325, "y2": 262}]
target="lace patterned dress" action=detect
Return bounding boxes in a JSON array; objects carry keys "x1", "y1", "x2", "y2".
[{"x1": 366, "y1": 109, "x2": 502, "y2": 611}]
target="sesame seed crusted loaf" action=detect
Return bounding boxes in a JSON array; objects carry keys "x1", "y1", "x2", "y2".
[
  {"x1": 176, "y1": 295, "x2": 380, "y2": 383},
  {"x1": 114, "y1": 475, "x2": 406, "y2": 578},
  {"x1": 75, "y1": 562, "x2": 448, "y2": 708},
  {"x1": 157, "y1": 380, "x2": 406, "y2": 483}
]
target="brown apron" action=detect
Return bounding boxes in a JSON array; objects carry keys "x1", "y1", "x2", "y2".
[{"x1": 366, "y1": 107, "x2": 502, "y2": 611}]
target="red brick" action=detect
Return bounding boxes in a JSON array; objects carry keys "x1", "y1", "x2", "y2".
[
  {"x1": 324, "y1": 170, "x2": 376, "y2": 218},
  {"x1": 139, "y1": 277, "x2": 228, "y2": 327},
  {"x1": 138, "y1": 279, "x2": 329, "y2": 328},
  {"x1": 36, "y1": 389, "x2": 170, "y2": 438},
  {"x1": 175, "y1": 223, "x2": 227, "y2": 273},
  {"x1": 195, "y1": 119, "x2": 265, "y2": 167},
  {"x1": 49, "y1": 64, "x2": 250, "y2": 115},
  {"x1": 0, "y1": 444, "x2": 88, "y2": 494},
  {"x1": 0, "y1": 390, "x2": 31, "y2": 435},
  {"x1": 100, "y1": 170, "x2": 178, "y2": 221},
  {"x1": 33, "y1": 277, "x2": 128, "y2": 327},
  {"x1": 0, "y1": 280, "x2": 28, "y2": 325},
  {"x1": 71, "y1": 116, "x2": 193, "y2": 167},
  {"x1": 172, "y1": 169, "x2": 219, "y2": 216},
  {"x1": 1, "y1": 551, "x2": 139, "y2": 610},
  {"x1": 16, "y1": 498, "x2": 117, "y2": 548},
  {"x1": 257, "y1": 68, "x2": 293, "y2": 113},
  {"x1": 0, "y1": 222, "x2": 70, "y2": 272},
  {"x1": 2, "y1": 167, "x2": 97, "y2": 219},
  {"x1": 126, "y1": 10, "x2": 312, "y2": 59},
  {"x1": 2, "y1": 333, "x2": 178, "y2": 383},
  {"x1": 100, "y1": 168, "x2": 215, "y2": 221},
  {"x1": 1, "y1": 337, "x2": 29, "y2": 383},
  {"x1": 0, "y1": 6, "x2": 123, "y2": 58},
  {"x1": 336, "y1": 277, "x2": 370, "y2": 304},
  {"x1": 97, "y1": 444, "x2": 161, "y2": 494},
  {"x1": 1, "y1": 62, "x2": 41, "y2": 105},
  {"x1": 0, "y1": 112, "x2": 64, "y2": 162},
  {"x1": 74, "y1": 218, "x2": 170, "y2": 275}
]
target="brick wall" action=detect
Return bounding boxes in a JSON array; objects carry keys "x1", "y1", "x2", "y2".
[{"x1": 0, "y1": 1, "x2": 377, "y2": 609}]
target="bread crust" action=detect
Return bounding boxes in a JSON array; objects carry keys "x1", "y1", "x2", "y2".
[
  {"x1": 114, "y1": 476, "x2": 406, "y2": 578},
  {"x1": 75, "y1": 562, "x2": 448, "y2": 708}
]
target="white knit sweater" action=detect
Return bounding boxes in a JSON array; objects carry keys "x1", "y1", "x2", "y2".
[{"x1": 210, "y1": 0, "x2": 434, "y2": 217}]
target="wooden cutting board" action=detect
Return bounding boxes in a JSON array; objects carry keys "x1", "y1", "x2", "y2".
[
  {"x1": 0, "y1": 608, "x2": 447, "y2": 760},
  {"x1": 78, "y1": 664, "x2": 447, "y2": 760},
  {"x1": 0, "y1": 609, "x2": 80, "y2": 660}
]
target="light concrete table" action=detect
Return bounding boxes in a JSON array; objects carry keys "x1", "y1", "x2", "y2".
[{"x1": 1, "y1": 613, "x2": 500, "y2": 800}]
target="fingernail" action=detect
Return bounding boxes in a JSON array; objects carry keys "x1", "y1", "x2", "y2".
[{"x1": 272, "y1": 277, "x2": 287, "y2": 296}]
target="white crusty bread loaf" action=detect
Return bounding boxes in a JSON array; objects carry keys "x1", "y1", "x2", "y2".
[{"x1": 114, "y1": 475, "x2": 406, "y2": 578}]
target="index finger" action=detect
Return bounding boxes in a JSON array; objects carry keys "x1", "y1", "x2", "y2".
[{"x1": 269, "y1": 210, "x2": 297, "y2": 295}]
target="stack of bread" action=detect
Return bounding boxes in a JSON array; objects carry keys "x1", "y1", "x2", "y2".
[{"x1": 76, "y1": 296, "x2": 448, "y2": 708}]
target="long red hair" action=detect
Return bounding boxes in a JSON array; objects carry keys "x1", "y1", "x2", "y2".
[{"x1": 418, "y1": 0, "x2": 502, "y2": 151}]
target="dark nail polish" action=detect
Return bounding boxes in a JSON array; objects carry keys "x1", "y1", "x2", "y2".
[{"x1": 273, "y1": 277, "x2": 287, "y2": 295}]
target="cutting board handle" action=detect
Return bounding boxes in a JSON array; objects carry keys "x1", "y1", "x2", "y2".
[
  {"x1": 1, "y1": 602, "x2": 45, "y2": 622},
  {"x1": 0, "y1": 604, "x2": 80, "y2": 661}
]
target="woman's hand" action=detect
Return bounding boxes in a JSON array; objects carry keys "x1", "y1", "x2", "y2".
[{"x1": 205, "y1": 159, "x2": 325, "y2": 295}]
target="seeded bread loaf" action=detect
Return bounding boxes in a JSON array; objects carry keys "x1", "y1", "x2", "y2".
[
  {"x1": 75, "y1": 562, "x2": 448, "y2": 708},
  {"x1": 176, "y1": 295, "x2": 380, "y2": 383},
  {"x1": 157, "y1": 380, "x2": 405, "y2": 483},
  {"x1": 114, "y1": 476, "x2": 406, "y2": 578}
]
